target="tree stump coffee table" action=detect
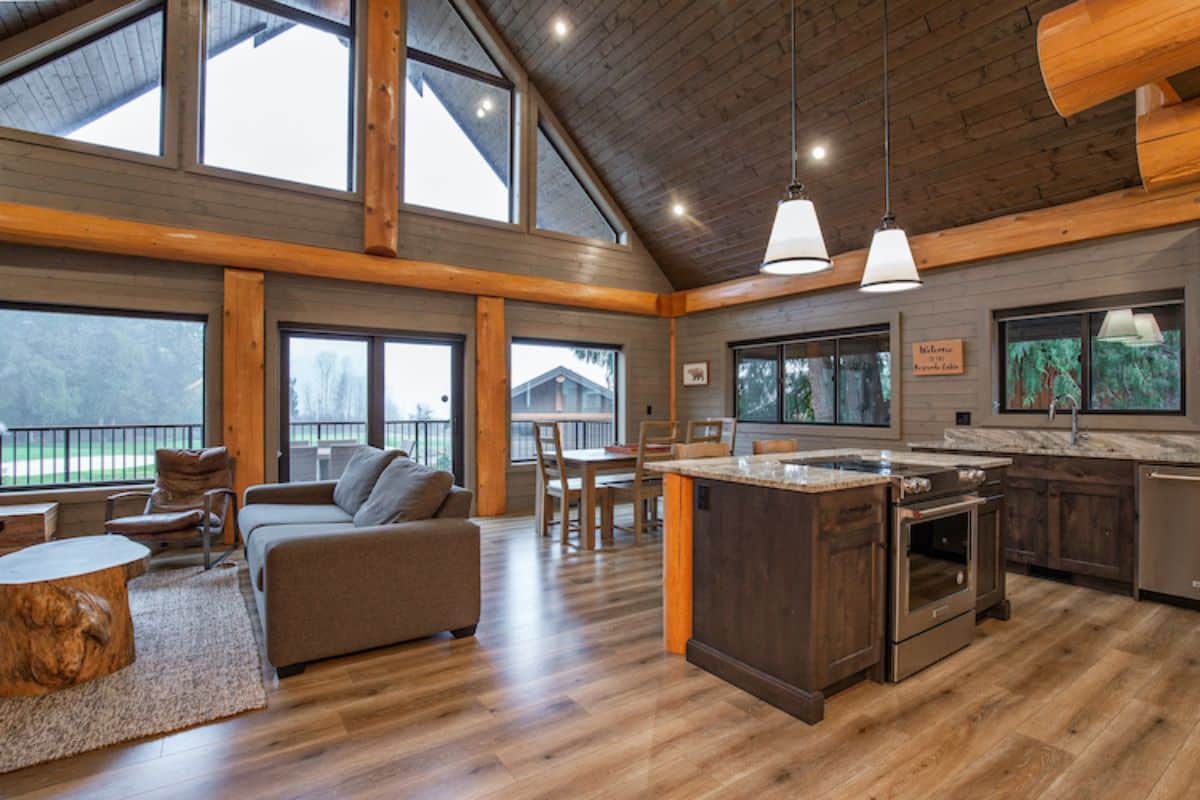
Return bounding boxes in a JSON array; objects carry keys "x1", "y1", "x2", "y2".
[{"x1": 0, "y1": 535, "x2": 151, "y2": 697}]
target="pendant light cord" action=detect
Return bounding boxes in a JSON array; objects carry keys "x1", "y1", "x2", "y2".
[
  {"x1": 882, "y1": 0, "x2": 893, "y2": 224},
  {"x1": 790, "y1": 0, "x2": 797, "y2": 186}
]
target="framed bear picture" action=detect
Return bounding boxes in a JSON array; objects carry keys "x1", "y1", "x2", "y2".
[{"x1": 682, "y1": 361, "x2": 710, "y2": 387}]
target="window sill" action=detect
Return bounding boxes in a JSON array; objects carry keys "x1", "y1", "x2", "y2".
[
  {"x1": 0, "y1": 483, "x2": 153, "y2": 504},
  {"x1": 184, "y1": 162, "x2": 360, "y2": 202},
  {"x1": 734, "y1": 422, "x2": 903, "y2": 443},
  {"x1": 531, "y1": 226, "x2": 631, "y2": 253},
  {"x1": 0, "y1": 127, "x2": 171, "y2": 170},
  {"x1": 401, "y1": 201, "x2": 522, "y2": 233}
]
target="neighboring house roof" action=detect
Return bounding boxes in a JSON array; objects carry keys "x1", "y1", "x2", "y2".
[{"x1": 511, "y1": 365, "x2": 611, "y2": 401}]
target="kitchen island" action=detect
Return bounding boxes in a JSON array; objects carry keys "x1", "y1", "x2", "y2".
[{"x1": 650, "y1": 448, "x2": 1011, "y2": 723}]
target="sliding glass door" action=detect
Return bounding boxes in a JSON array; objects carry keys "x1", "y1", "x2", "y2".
[{"x1": 280, "y1": 328, "x2": 463, "y2": 485}]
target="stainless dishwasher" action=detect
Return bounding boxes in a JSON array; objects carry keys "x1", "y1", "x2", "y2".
[{"x1": 1138, "y1": 464, "x2": 1200, "y2": 602}]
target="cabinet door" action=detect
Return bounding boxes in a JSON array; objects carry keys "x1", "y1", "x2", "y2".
[
  {"x1": 813, "y1": 522, "x2": 885, "y2": 689},
  {"x1": 1052, "y1": 481, "x2": 1134, "y2": 582},
  {"x1": 1005, "y1": 476, "x2": 1049, "y2": 566},
  {"x1": 976, "y1": 493, "x2": 1005, "y2": 614}
]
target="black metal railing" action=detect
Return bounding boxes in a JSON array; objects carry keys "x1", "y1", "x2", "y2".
[
  {"x1": 287, "y1": 420, "x2": 455, "y2": 472},
  {"x1": 510, "y1": 420, "x2": 615, "y2": 462},
  {"x1": 1, "y1": 424, "x2": 203, "y2": 488}
]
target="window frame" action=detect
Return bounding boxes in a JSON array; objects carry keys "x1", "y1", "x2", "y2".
[
  {"x1": 532, "y1": 119, "x2": 626, "y2": 248},
  {"x1": 0, "y1": 1, "x2": 170, "y2": 165},
  {"x1": 509, "y1": 336, "x2": 622, "y2": 465},
  {"x1": 731, "y1": 324, "x2": 893, "y2": 429},
  {"x1": 197, "y1": 0, "x2": 359, "y2": 194},
  {"x1": 996, "y1": 291, "x2": 1187, "y2": 417},
  {"x1": 402, "y1": 0, "x2": 517, "y2": 226},
  {"x1": 0, "y1": 300, "x2": 208, "y2": 492}
]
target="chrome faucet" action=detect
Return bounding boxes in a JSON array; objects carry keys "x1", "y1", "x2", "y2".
[{"x1": 1048, "y1": 394, "x2": 1087, "y2": 446}]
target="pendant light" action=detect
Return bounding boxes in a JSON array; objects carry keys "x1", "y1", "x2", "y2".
[
  {"x1": 1128, "y1": 313, "x2": 1165, "y2": 347},
  {"x1": 761, "y1": 0, "x2": 831, "y2": 275},
  {"x1": 1097, "y1": 308, "x2": 1139, "y2": 342},
  {"x1": 861, "y1": 0, "x2": 922, "y2": 293}
]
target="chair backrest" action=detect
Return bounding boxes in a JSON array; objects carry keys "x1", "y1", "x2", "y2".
[
  {"x1": 532, "y1": 421, "x2": 569, "y2": 489},
  {"x1": 327, "y1": 443, "x2": 363, "y2": 480},
  {"x1": 685, "y1": 419, "x2": 723, "y2": 444},
  {"x1": 752, "y1": 438, "x2": 798, "y2": 455},
  {"x1": 148, "y1": 447, "x2": 234, "y2": 519},
  {"x1": 288, "y1": 445, "x2": 319, "y2": 482},
  {"x1": 672, "y1": 442, "x2": 731, "y2": 460},
  {"x1": 634, "y1": 420, "x2": 680, "y2": 483},
  {"x1": 716, "y1": 417, "x2": 738, "y2": 453}
]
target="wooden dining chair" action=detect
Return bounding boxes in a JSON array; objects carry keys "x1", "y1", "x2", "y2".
[
  {"x1": 752, "y1": 438, "x2": 799, "y2": 455},
  {"x1": 608, "y1": 420, "x2": 680, "y2": 542},
  {"x1": 532, "y1": 421, "x2": 614, "y2": 544},
  {"x1": 672, "y1": 441, "x2": 731, "y2": 460}
]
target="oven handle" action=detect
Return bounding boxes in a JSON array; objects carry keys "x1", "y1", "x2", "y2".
[
  {"x1": 897, "y1": 496, "x2": 986, "y2": 521},
  {"x1": 1147, "y1": 472, "x2": 1200, "y2": 483}
]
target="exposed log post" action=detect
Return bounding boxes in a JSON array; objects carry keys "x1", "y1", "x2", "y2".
[
  {"x1": 223, "y1": 269, "x2": 265, "y2": 542},
  {"x1": 668, "y1": 317, "x2": 677, "y2": 420},
  {"x1": 475, "y1": 297, "x2": 507, "y2": 516},
  {"x1": 363, "y1": 0, "x2": 402, "y2": 257},
  {"x1": 1038, "y1": 0, "x2": 1200, "y2": 117},
  {"x1": 1137, "y1": 86, "x2": 1200, "y2": 191}
]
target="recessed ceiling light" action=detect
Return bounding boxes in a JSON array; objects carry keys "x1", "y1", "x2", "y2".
[
  {"x1": 553, "y1": 18, "x2": 569, "y2": 38},
  {"x1": 811, "y1": 145, "x2": 828, "y2": 160},
  {"x1": 481, "y1": 97, "x2": 494, "y2": 112},
  {"x1": 476, "y1": 107, "x2": 486, "y2": 118},
  {"x1": 672, "y1": 203, "x2": 686, "y2": 217}
]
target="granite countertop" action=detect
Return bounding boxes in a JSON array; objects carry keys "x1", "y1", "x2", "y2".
[
  {"x1": 910, "y1": 428, "x2": 1200, "y2": 464},
  {"x1": 647, "y1": 448, "x2": 1011, "y2": 493}
]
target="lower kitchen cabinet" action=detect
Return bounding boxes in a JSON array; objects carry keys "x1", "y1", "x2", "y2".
[{"x1": 976, "y1": 488, "x2": 1010, "y2": 619}]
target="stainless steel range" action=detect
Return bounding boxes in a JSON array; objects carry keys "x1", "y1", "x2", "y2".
[{"x1": 789, "y1": 456, "x2": 987, "y2": 681}]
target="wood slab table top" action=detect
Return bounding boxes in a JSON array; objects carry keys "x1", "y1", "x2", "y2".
[{"x1": 0, "y1": 535, "x2": 150, "y2": 584}]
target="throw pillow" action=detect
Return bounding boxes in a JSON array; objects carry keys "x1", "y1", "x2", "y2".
[
  {"x1": 354, "y1": 458, "x2": 454, "y2": 527},
  {"x1": 332, "y1": 446, "x2": 402, "y2": 514}
]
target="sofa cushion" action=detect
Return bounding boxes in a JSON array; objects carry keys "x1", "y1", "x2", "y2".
[
  {"x1": 435, "y1": 486, "x2": 473, "y2": 519},
  {"x1": 247, "y1": 522, "x2": 356, "y2": 591},
  {"x1": 354, "y1": 459, "x2": 454, "y2": 527},
  {"x1": 332, "y1": 446, "x2": 402, "y2": 514},
  {"x1": 239, "y1": 503, "x2": 353, "y2": 541}
]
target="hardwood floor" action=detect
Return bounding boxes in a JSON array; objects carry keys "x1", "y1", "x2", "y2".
[{"x1": 3, "y1": 508, "x2": 1200, "y2": 799}]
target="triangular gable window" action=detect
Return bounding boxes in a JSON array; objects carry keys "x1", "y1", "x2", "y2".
[{"x1": 536, "y1": 125, "x2": 622, "y2": 245}]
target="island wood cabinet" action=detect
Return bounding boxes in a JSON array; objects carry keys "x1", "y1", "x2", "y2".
[
  {"x1": 687, "y1": 480, "x2": 888, "y2": 724},
  {"x1": 975, "y1": 476, "x2": 1010, "y2": 619}
]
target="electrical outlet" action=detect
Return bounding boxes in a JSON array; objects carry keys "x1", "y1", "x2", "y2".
[
  {"x1": 955, "y1": 411, "x2": 972, "y2": 426},
  {"x1": 647, "y1": 405, "x2": 653, "y2": 415}
]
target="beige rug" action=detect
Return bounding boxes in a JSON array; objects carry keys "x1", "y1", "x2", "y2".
[{"x1": 0, "y1": 563, "x2": 267, "y2": 773}]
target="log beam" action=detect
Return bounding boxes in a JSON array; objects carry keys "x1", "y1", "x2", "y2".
[
  {"x1": 222, "y1": 269, "x2": 265, "y2": 542},
  {"x1": 475, "y1": 297, "x2": 507, "y2": 516},
  {"x1": 1137, "y1": 88, "x2": 1200, "y2": 192},
  {"x1": 1038, "y1": 0, "x2": 1200, "y2": 117},
  {"x1": 362, "y1": 0, "x2": 402, "y2": 256}
]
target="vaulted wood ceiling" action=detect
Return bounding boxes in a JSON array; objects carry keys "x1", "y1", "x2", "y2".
[{"x1": 480, "y1": 0, "x2": 1142, "y2": 289}]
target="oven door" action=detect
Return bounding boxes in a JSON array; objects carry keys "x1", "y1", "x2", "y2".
[{"x1": 892, "y1": 495, "x2": 982, "y2": 642}]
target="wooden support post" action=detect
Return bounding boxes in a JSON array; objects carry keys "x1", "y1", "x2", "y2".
[
  {"x1": 663, "y1": 472, "x2": 694, "y2": 654},
  {"x1": 222, "y1": 269, "x2": 265, "y2": 543},
  {"x1": 1038, "y1": 0, "x2": 1200, "y2": 117},
  {"x1": 363, "y1": 0, "x2": 402, "y2": 256},
  {"x1": 475, "y1": 297, "x2": 507, "y2": 516},
  {"x1": 1137, "y1": 87, "x2": 1200, "y2": 192},
  {"x1": 668, "y1": 317, "x2": 677, "y2": 420}
]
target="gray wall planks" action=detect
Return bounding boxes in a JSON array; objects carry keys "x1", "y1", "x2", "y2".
[{"x1": 676, "y1": 226, "x2": 1200, "y2": 452}]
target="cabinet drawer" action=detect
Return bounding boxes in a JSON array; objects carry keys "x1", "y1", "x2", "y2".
[
  {"x1": 1008, "y1": 454, "x2": 1134, "y2": 487},
  {"x1": 818, "y1": 489, "x2": 885, "y2": 532}
]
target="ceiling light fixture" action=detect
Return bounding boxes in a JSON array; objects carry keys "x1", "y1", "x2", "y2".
[
  {"x1": 1097, "y1": 308, "x2": 1139, "y2": 342},
  {"x1": 861, "y1": 0, "x2": 921, "y2": 293},
  {"x1": 476, "y1": 107, "x2": 486, "y2": 118},
  {"x1": 553, "y1": 18, "x2": 569, "y2": 39},
  {"x1": 811, "y1": 145, "x2": 827, "y2": 160},
  {"x1": 1128, "y1": 313, "x2": 1165, "y2": 347},
  {"x1": 481, "y1": 97, "x2": 494, "y2": 112},
  {"x1": 672, "y1": 203, "x2": 686, "y2": 218},
  {"x1": 761, "y1": 0, "x2": 831, "y2": 276}
]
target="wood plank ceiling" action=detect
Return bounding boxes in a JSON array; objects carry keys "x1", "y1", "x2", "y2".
[{"x1": 480, "y1": 0, "x2": 1141, "y2": 289}]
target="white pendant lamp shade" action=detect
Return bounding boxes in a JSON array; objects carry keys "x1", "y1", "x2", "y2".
[
  {"x1": 861, "y1": 226, "x2": 921, "y2": 292},
  {"x1": 1129, "y1": 313, "x2": 1165, "y2": 347},
  {"x1": 1097, "y1": 308, "x2": 1139, "y2": 342},
  {"x1": 761, "y1": 196, "x2": 832, "y2": 275}
]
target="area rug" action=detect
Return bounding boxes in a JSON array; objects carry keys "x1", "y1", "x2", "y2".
[{"x1": 0, "y1": 563, "x2": 267, "y2": 773}]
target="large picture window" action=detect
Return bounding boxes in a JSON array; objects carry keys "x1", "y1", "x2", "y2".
[
  {"x1": 0, "y1": 304, "x2": 206, "y2": 489},
  {"x1": 998, "y1": 293, "x2": 1185, "y2": 414},
  {"x1": 0, "y1": 6, "x2": 166, "y2": 155},
  {"x1": 404, "y1": 0, "x2": 513, "y2": 222},
  {"x1": 510, "y1": 339, "x2": 619, "y2": 463},
  {"x1": 202, "y1": 0, "x2": 354, "y2": 190},
  {"x1": 733, "y1": 326, "x2": 892, "y2": 427}
]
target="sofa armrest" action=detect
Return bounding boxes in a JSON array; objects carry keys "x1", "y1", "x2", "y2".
[
  {"x1": 244, "y1": 480, "x2": 337, "y2": 507},
  {"x1": 259, "y1": 519, "x2": 481, "y2": 668}
]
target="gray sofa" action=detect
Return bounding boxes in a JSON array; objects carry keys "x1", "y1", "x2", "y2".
[{"x1": 239, "y1": 477, "x2": 480, "y2": 677}]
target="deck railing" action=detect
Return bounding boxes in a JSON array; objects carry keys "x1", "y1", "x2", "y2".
[
  {"x1": 510, "y1": 420, "x2": 615, "y2": 462},
  {"x1": 287, "y1": 420, "x2": 454, "y2": 471},
  {"x1": 1, "y1": 424, "x2": 203, "y2": 488}
]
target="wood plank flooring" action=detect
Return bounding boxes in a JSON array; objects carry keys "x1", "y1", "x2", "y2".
[{"x1": 3, "y1": 509, "x2": 1200, "y2": 799}]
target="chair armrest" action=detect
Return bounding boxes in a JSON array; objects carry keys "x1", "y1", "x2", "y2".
[
  {"x1": 203, "y1": 488, "x2": 238, "y2": 535},
  {"x1": 243, "y1": 481, "x2": 337, "y2": 507},
  {"x1": 105, "y1": 490, "x2": 151, "y2": 522}
]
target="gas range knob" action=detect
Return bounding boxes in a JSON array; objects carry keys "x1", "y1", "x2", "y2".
[
  {"x1": 958, "y1": 468, "x2": 986, "y2": 486},
  {"x1": 902, "y1": 476, "x2": 933, "y2": 495}
]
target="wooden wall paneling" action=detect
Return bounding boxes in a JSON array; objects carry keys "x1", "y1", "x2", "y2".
[
  {"x1": 475, "y1": 296, "x2": 507, "y2": 516},
  {"x1": 222, "y1": 268, "x2": 265, "y2": 543},
  {"x1": 1038, "y1": 0, "x2": 1200, "y2": 117},
  {"x1": 0, "y1": 202, "x2": 665, "y2": 316},
  {"x1": 663, "y1": 471, "x2": 694, "y2": 655},
  {"x1": 1137, "y1": 89, "x2": 1200, "y2": 192},
  {"x1": 363, "y1": 0, "x2": 403, "y2": 256}
]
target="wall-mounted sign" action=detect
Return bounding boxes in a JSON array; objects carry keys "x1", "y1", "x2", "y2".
[{"x1": 913, "y1": 339, "x2": 964, "y2": 376}]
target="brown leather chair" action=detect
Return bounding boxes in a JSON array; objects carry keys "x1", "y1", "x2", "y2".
[{"x1": 105, "y1": 447, "x2": 238, "y2": 569}]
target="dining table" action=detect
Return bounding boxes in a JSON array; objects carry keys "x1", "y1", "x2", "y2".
[{"x1": 537, "y1": 448, "x2": 639, "y2": 550}]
